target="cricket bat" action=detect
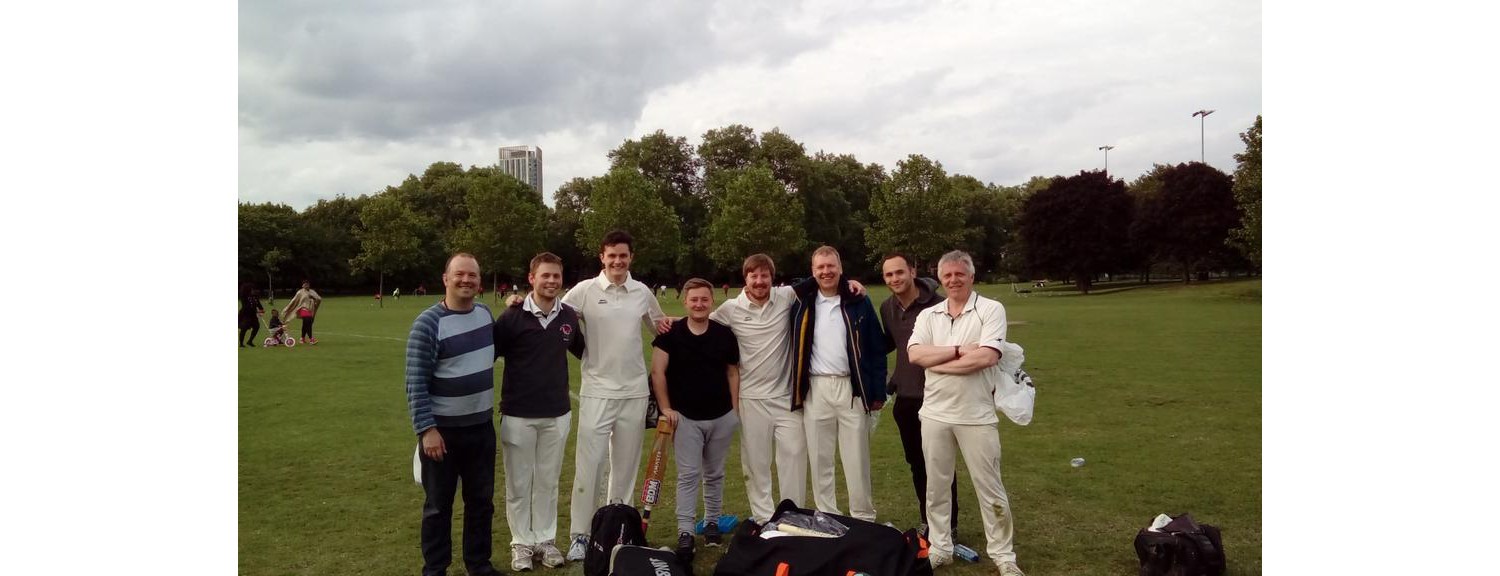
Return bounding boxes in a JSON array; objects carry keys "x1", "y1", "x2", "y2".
[{"x1": 639, "y1": 417, "x2": 675, "y2": 534}]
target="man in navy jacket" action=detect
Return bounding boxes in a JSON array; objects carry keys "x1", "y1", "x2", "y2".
[{"x1": 787, "y1": 245, "x2": 888, "y2": 521}]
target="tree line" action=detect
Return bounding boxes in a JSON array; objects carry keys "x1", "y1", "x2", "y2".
[{"x1": 239, "y1": 116, "x2": 1261, "y2": 297}]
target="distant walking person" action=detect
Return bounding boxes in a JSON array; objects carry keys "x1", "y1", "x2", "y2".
[
  {"x1": 406, "y1": 253, "x2": 502, "y2": 576},
  {"x1": 492, "y1": 253, "x2": 585, "y2": 571},
  {"x1": 239, "y1": 282, "x2": 264, "y2": 348},
  {"x1": 281, "y1": 280, "x2": 323, "y2": 345}
]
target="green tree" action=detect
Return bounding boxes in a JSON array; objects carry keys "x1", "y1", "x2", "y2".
[
  {"x1": 259, "y1": 247, "x2": 291, "y2": 304},
  {"x1": 698, "y1": 124, "x2": 761, "y2": 185},
  {"x1": 1133, "y1": 162, "x2": 1240, "y2": 283},
  {"x1": 1229, "y1": 115, "x2": 1262, "y2": 268},
  {"x1": 951, "y1": 174, "x2": 1019, "y2": 279},
  {"x1": 702, "y1": 166, "x2": 807, "y2": 273},
  {"x1": 865, "y1": 154, "x2": 966, "y2": 271},
  {"x1": 449, "y1": 167, "x2": 548, "y2": 290},
  {"x1": 547, "y1": 177, "x2": 594, "y2": 282},
  {"x1": 296, "y1": 194, "x2": 369, "y2": 292},
  {"x1": 609, "y1": 130, "x2": 707, "y2": 277},
  {"x1": 238, "y1": 202, "x2": 300, "y2": 285},
  {"x1": 759, "y1": 128, "x2": 808, "y2": 193},
  {"x1": 350, "y1": 194, "x2": 426, "y2": 308},
  {"x1": 1018, "y1": 170, "x2": 1133, "y2": 294},
  {"x1": 578, "y1": 168, "x2": 682, "y2": 280}
]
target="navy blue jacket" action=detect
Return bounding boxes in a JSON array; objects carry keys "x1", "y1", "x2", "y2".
[{"x1": 787, "y1": 275, "x2": 888, "y2": 413}]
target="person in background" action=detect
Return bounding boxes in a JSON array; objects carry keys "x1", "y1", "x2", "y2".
[
  {"x1": 239, "y1": 282, "x2": 264, "y2": 348},
  {"x1": 281, "y1": 279, "x2": 323, "y2": 345}
]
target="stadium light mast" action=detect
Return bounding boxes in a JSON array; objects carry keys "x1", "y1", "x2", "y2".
[
  {"x1": 1192, "y1": 109, "x2": 1215, "y2": 164},
  {"x1": 1098, "y1": 145, "x2": 1115, "y2": 179}
]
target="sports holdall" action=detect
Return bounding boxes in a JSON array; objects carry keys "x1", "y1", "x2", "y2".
[
  {"x1": 585, "y1": 503, "x2": 649, "y2": 576},
  {"x1": 610, "y1": 545, "x2": 690, "y2": 576},
  {"x1": 713, "y1": 499, "x2": 928, "y2": 576},
  {"x1": 1132, "y1": 513, "x2": 1226, "y2": 576}
]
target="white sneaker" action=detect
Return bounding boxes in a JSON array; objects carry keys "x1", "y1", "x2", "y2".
[
  {"x1": 997, "y1": 560, "x2": 1027, "y2": 576},
  {"x1": 510, "y1": 543, "x2": 534, "y2": 572},
  {"x1": 929, "y1": 550, "x2": 953, "y2": 569},
  {"x1": 536, "y1": 540, "x2": 565, "y2": 568},
  {"x1": 566, "y1": 534, "x2": 588, "y2": 562}
]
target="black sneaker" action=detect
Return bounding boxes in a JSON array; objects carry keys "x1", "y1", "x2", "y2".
[
  {"x1": 704, "y1": 521, "x2": 722, "y2": 547},
  {"x1": 675, "y1": 531, "x2": 695, "y2": 561}
]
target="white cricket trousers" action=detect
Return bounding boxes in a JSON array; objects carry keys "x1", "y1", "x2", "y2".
[
  {"x1": 921, "y1": 418, "x2": 1016, "y2": 563},
  {"x1": 568, "y1": 396, "x2": 648, "y2": 536},
  {"x1": 803, "y1": 375, "x2": 875, "y2": 521},
  {"x1": 740, "y1": 395, "x2": 809, "y2": 523},
  {"x1": 500, "y1": 412, "x2": 571, "y2": 546}
]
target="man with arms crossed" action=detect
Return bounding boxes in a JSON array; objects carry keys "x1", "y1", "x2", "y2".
[
  {"x1": 907, "y1": 250, "x2": 1024, "y2": 576},
  {"x1": 493, "y1": 252, "x2": 585, "y2": 571},
  {"x1": 406, "y1": 253, "x2": 502, "y2": 576},
  {"x1": 880, "y1": 253, "x2": 959, "y2": 538},
  {"x1": 787, "y1": 246, "x2": 887, "y2": 521},
  {"x1": 651, "y1": 278, "x2": 742, "y2": 558},
  {"x1": 561, "y1": 230, "x2": 670, "y2": 561}
]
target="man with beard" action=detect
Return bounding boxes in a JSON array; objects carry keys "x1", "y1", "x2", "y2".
[
  {"x1": 880, "y1": 253, "x2": 958, "y2": 538},
  {"x1": 907, "y1": 250, "x2": 1024, "y2": 576},
  {"x1": 406, "y1": 253, "x2": 502, "y2": 576},
  {"x1": 787, "y1": 246, "x2": 887, "y2": 522},
  {"x1": 492, "y1": 252, "x2": 585, "y2": 571},
  {"x1": 559, "y1": 230, "x2": 671, "y2": 561},
  {"x1": 709, "y1": 253, "x2": 864, "y2": 524}
]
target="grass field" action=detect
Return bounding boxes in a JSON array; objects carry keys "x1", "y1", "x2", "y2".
[{"x1": 239, "y1": 279, "x2": 1261, "y2": 575}]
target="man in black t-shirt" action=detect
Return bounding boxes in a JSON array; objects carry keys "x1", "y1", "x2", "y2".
[{"x1": 650, "y1": 278, "x2": 741, "y2": 558}]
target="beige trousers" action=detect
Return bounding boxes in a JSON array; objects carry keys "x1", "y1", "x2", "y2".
[
  {"x1": 739, "y1": 395, "x2": 809, "y2": 522},
  {"x1": 803, "y1": 375, "x2": 875, "y2": 521},
  {"x1": 567, "y1": 396, "x2": 647, "y2": 536},
  {"x1": 921, "y1": 418, "x2": 1016, "y2": 563}
]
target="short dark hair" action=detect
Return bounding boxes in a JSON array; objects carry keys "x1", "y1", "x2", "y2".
[
  {"x1": 682, "y1": 277, "x2": 714, "y2": 297},
  {"x1": 742, "y1": 253, "x2": 775, "y2": 278},
  {"x1": 601, "y1": 229, "x2": 634, "y2": 253},
  {"x1": 529, "y1": 252, "x2": 563, "y2": 274},
  {"x1": 881, "y1": 252, "x2": 914, "y2": 270},
  {"x1": 445, "y1": 252, "x2": 478, "y2": 273}
]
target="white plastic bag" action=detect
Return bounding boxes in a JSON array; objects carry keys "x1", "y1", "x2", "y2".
[
  {"x1": 413, "y1": 445, "x2": 423, "y2": 485},
  {"x1": 991, "y1": 341, "x2": 1035, "y2": 425}
]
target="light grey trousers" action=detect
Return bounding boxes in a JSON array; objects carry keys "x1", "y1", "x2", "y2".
[{"x1": 674, "y1": 410, "x2": 740, "y2": 533}]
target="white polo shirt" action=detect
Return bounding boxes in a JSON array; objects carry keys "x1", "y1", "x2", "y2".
[
  {"x1": 710, "y1": 286, "x2": 798, "y2": 400},
  {"x1": 810, "y1": 291, "x2": 849, "y2": 376},
  {"x1": 908, "y1": 291, "x2": 1007, "y2": 425},
  {"x1": 560, "y1": 271, "x2": 667, "y2": 399}
]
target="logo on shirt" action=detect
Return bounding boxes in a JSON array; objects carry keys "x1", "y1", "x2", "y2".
[
  {"x1": 560, "y1": 324, "x2": 573, "y2": 336},
  {"x1": 597, "y1": 299, "x2": 608, "y2": 304}
]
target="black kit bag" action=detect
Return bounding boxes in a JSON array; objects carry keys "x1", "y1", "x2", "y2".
[
  {"x1": 713, "y1": 499, "x2": 924, "y2": 576},
  {"x1": 610, "y1": 545, "x2": 691, "y2": 576},
  {"x1": 586, "y1": 503, "x2": 649, "y2": 576},
  {"x1": 1133, "y1": 513, "x2": 1226, "y2": 576}
]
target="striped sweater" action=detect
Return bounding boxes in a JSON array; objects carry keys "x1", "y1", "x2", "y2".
[{"x1": 405, "y1": 301, "x2": 496, "y2": 435}]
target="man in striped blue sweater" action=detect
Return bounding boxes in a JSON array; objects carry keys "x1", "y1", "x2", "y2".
[{"x1": 406, "y1": 253, "x2": 502, "y2": 576}]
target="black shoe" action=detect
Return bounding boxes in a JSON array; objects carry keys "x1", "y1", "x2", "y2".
[
  {"x1": 675, "y1": 531, "x2": 695, "y2": 559},
  {"x1": 704, "y1": 521, "x2": 722, "y2": 547}
]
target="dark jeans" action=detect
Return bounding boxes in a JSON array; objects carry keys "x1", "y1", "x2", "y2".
[
  {"x1": 893, "y1": 395, "x2": 959, "y2": 531},
  {"x1": 420, "y1": 421, "x2": 497, "y2": 576},
  {"x1": 238, "y1": 318, "x2": 259, "y2": 346},
  {"x1": 300, "y1": 315, "x2": 315, "y2": 339}
]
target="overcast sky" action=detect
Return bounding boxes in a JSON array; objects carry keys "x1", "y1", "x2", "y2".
[{"x1": 239, "y1": 0, "x2": 1260, "y2": 209}]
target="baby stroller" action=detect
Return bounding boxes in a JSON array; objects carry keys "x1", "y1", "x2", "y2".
[{"x1": 263, "y1": 318, "x2": 296, "y2": 348}]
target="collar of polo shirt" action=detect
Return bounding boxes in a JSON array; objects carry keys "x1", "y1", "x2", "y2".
[{"x1": 931, "y1": 290, "x2": 980, "y2": 318}]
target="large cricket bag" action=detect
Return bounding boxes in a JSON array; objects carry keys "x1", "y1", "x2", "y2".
[
  {"x1": 585, "y1": 503, "x2": 649, "y2": 576},
  {"x1": 713, "y1": 499, "x2": 928, "y2": 576},
  {"x1": 1133, "y1": 513, "x2": 1226, "y2": 576},
  {"x1": 610, "y1": 545, "x2": 691, "y2": 576}
]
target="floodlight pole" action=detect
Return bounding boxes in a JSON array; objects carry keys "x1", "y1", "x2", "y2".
[
  {"x1": 1192, "y1": 109, "x2": 1215, "y2": 164},
  {"x1": 1098, "y1": 145, "x2": 1115, "y2": 179}
]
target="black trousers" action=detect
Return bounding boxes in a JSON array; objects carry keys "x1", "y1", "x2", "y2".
[
  {"x1": 419, "y1": 421, "x2": 497, "y2": 576},
  {"x1": 300, "y1": 315, "x2": 315, "y2": 339},
  {"x1": 893, "y1": 395, "x2": 959, "y2": 531},
  {"x1": 238, "y1": 318, "x2": 259, "y2": 346}
]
